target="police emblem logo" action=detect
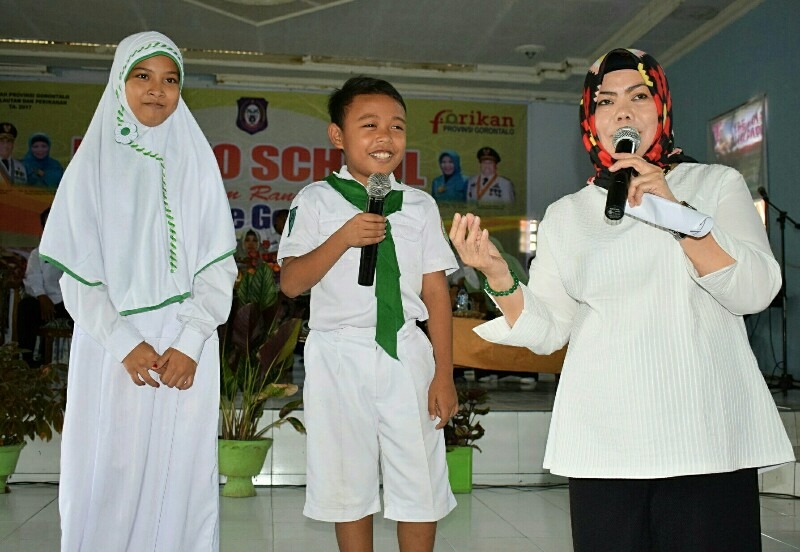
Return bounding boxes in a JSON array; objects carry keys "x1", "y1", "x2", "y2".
[
  {"x1": 0, "y1": 122, "x2": 17, "y2": 139},
  {"x1": 477, "y1": 146, "x2": 500, "y2": 163},
  {"x1": 236, "y1": 98, "x2": 269, "y2": 135}
]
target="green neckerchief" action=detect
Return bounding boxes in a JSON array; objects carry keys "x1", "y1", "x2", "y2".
[{"x1": 325, "y1": 173, "x2": 404, "y2": 359}]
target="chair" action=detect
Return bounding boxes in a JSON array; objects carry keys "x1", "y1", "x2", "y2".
[
  {"x1": 38, "y1": 325, "x2": 73, "y2": 365},
  {"x1": 4, "y1": 287, "x2": 23, "y2": 345}
]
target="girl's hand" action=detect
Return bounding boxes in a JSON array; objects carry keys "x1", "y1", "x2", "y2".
[
  {"x1": 449, "y1": 213, "x2": 506, "y2": 279},
  {"x1": 122, "y1": 341, "x2": 161, "y2": 388},
  {"x1": 155, "y1": 348, "x2": 198, "y2": 390},
  {"x1": 609, "y1": 153, "x2": 677, "y2": 207}
]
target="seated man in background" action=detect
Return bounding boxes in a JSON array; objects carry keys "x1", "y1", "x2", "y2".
[
  {"x1": 466, "y1": 237, "x2": 534, "y2": 384},
  {"x1": 17, "y1": 207, "x2": 70, "y2": 366}
]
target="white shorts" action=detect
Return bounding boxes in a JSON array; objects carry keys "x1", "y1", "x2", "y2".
[{"x1": 302, "y1": 322, "x2": 457, "y2": 522}]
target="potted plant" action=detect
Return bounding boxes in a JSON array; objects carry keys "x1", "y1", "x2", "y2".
[
  {"x1": 218, "y1": 262, "x2": 306, "y2": 497},
  {"x1": 0, "y1": 342, "x2": 67, "y2": 493},
  {"x1": 444, "y1": 388, "x2": 490, "y2": 493}
]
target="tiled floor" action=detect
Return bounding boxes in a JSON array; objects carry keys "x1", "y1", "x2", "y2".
[
  {"x1": 4, "y1": 483, "x2": 800, "y2": 551},
  {"x1": 7, "y1": 362, "x2": 800, "y2": 550}
]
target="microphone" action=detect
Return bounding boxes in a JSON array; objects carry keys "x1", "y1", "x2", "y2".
[
  {"x1": 358, "y1": 173, "x2": 392, "y2": 286},
  {"x1": 757, "y1": 186, "x2": 769, "y2": 201},
  {"x1": 604, "y1": 126, "x2": 642, "y2": 221}
]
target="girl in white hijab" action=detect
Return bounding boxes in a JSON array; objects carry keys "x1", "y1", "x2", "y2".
[{"x1": 40, "y1": 31, "x2": 236, "y2": 552}]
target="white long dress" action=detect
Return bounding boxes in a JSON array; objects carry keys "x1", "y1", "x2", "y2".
[
  {"x1": 37, "y1": 32, "x2": 238, "y2": 552},
  {"x1": 58, "y1": 260, "x2": 235, "y2": 552}
]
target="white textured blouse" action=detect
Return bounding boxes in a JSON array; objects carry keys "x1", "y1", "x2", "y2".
[{"x1": 476, "y1": 163, "x2": 794, "y2": 478}]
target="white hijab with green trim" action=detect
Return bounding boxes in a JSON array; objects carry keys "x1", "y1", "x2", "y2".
[{"x1": 40, "y1": 31, "x2": 235, "y2": 315}]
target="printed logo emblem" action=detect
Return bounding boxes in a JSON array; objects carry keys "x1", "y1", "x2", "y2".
[
  {"x1": 236, "y1": 98, "x2": 269, "y2": 135},
  {"x1": 287, "y1": 206, "x2": 298, "y2": 237}
]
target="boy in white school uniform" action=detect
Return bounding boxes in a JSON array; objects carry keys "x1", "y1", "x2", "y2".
[{"x1": 278, "y1": 76, "x2": 458, "y2": 552}]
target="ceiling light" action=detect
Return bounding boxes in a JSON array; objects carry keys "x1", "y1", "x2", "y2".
[{"x1": 514, "y1": 44, "x2": 545, "y2": 60}]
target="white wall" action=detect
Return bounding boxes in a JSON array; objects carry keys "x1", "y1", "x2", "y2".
[{"x1": 526, "y1": 101, "x2": 588, "y2": 223}]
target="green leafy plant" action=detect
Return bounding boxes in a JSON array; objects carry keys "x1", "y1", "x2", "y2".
[
  {"x1": 220, "y1": 264, "x2": 305, "y2": 440},
  {"x1": 237, "y1": 259, "x2": 279, "y2": 311},
  {"x1": 444, "y1": 388, "x2": 490, "y2": 452},
  {"x1": 0, "y1": 342, "x2": 67, "y2": 447}
]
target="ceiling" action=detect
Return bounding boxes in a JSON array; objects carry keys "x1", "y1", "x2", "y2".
[{"x1": 0, "y1": 0, "x2": 762, "y2": 102}]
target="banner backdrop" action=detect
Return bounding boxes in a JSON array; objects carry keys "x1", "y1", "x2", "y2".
[
  {"x1": 707, "y1": 95, "x2": 767, "y2": 199},
  {"x1": 0, "y1": 81, "x2": 527, "y2": 257}
]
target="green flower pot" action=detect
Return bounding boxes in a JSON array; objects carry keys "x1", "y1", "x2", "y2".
[
  {"x1": 446, "y1": 446, "x2": 473, "y2": 494},
  {"x1": 0, "y1": 443, "x2": 26, "y2": 494},
  {"x1": 218, "y1": 438, "x2": 273, "y2": 498}
]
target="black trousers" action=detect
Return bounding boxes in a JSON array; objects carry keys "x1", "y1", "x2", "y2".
[
  {"x1": 16, "y1": 296, "x2": 70, "y2": 365},
  {"x1": 569, "y1": 469, "x2": 761, "y2": 552}
]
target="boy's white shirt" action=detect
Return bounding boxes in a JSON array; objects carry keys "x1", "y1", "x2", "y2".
[{"x1": 278, "y1": 166, "x2": 458, "y2": 331}]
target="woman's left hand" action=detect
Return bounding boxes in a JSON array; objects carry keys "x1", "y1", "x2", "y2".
[
  {"x1": 155, "y1": 347, "x2": 198, "y2": 390},
  {"x1": 609, "y1": 152, "x2": 677, "y2": 207}
]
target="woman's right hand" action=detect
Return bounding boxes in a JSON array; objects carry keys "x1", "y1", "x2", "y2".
[
  {"x1": 122, "y1": 341, "x2": 161, "y2": 388},
  {"x1": 450, "y1": 212, "x2": 523, "y2": 325},
  {"x1": 449, "y1": 213, "x2": 507, "y2": 279}
]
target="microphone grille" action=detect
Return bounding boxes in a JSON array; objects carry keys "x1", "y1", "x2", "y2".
[
  {"x1": 366, "y1": 173, "x2": 392, "y2": 198},
  {"x1": 612, "y1": 126, "x2": 641, "y2": 152}
]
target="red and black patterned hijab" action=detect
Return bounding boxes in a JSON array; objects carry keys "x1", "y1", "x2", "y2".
[{"x1": 579, "y1": 48, "x2": 695, "y2": 188}]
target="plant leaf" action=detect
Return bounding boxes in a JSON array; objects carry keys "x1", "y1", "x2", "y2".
[
  {"x1": 231, "y1": 302, "x2": 265, "y2": 356},
  {"x1": 284, "y1": 417, "x2": 306, "y2": 434},
  {"x1": 278, "y1": 398, "x2": 302, "y2": 419},
  {"x1": 254, "y1": 382, "x2": 299, "y2": 403},
  {"x1": 257, "y1": 318, "x2": 301, "y2": 380}
]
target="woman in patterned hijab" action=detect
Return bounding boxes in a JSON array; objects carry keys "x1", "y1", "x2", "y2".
[
  {"x1": 580, "y1": 48, "x2": 695, "y2": 189},
  {"x1": 449, "y1": 48, "x2": 790, "y2": 551}
]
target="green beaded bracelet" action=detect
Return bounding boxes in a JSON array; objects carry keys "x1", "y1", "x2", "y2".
[{"x1": 483, "y1": 270, "x2": 520, "y2": 296}]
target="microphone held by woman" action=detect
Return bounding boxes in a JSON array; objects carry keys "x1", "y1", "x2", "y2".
[{"x1": 604, "y1": 126, "x2": 641, "y2": 220}]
